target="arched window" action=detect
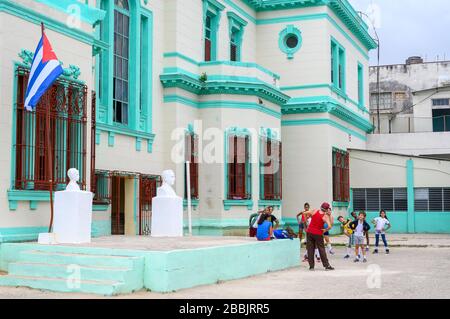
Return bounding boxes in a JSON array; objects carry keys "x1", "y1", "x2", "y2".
[{"x1": 113, "y1": 0, "x2": 130, "y2": 125}]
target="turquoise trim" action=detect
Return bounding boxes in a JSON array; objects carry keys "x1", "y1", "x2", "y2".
[
  {"x1": 278, "y1": 25, "x2": 302, "y2": 59},
  {"x1": 91, "y1": 219, "x2": 112, "y2": 237},
  {"x1": 238, "y1": 0, "x2": 376, "y2": 51},
  {"x1": 183, "y1": 199, "x2": 200, "y2": 208},
  {"x1": 224, "y1": 127, "x2": 253, "y2": 203},
  {"x1": 279, "y1": 83, "x2": 370, "y2": 114},
  {"x1": 223, "y1": 0, "x2": 256, "y2": 24},
  {"x1": 258, "y1": 200, "x2": 282, "y2": 208},
  {"x1": 357, "y1": 62, "x2": 365, "y2": 110},
  {"x1": 280, "y1": 83, "x2": 330, "y2": 91},
  {"x1": 163, "y1": 52, "x2": 281, "y2": 80},
  {"x1": 333, "y1": 201, "x2": 349, "y2": 208},
  {"x1": 136, "y1": 137, "x2": 142, "y2": 152},
  {"x1": 0, "y1": 239, "x2": 300, "y2": 294},
  {"x1": 227, "y1": 12, "x2": 247, "y2": 62},
  {"x1": 97, "y1": 123, "x2": 156, "y2": 150},
  {"x1": 163, "y1": 95, "x2": 281, "y2": 119},
  {"x1": 162, "y1": 67, "x2": 275, "y2": 86},
  {"x1": 96, "y1": 0, "x2": 154, "y2": 148},
  {"x1": 0, "y1": 227, "x2": 48, "y2": 243},
  {"x1": 203, "y1": 0, "x2": 224, "y2": 62},
  {"x1": 0, "y1": 0, "x2": 98, "y2": 45},
  {"x1": 93, "y1": 204, "x2": 109, "y2": 212},
  {"x1": 7, "y1": 190, "x2": 55, "y2": 211},
  {"x1": 223, "y1": 200, "x2": 254, "y2": 211},
  {"x1": 108, "y1": 131, "x2": 115, "y2": 147},
  {"x1": 35, "y1": 0, "x2": 105, "y2": 25},
  {"x1": 227, "y1": 11, "x2": 248, "y2": 28},
  {"x1": 331, "y1": 37, "x2": 346, "y2": 94},
  {"x1": 406, "y1": 159, "x2": 415, "y2": 233},
  {"x1": 257, "y1": 13, "x2": 371, "y2": 60},
  {"x1": 95, "y1": 130, "x2": 101, "y2": 145},
  {"x1": 282, "y1": 118, "x2": 367, "y2": 142},
  {"x1": 160, "y1": 70, "x2": 289, "y2": 106},
  {"x1": 283, "y1": 96, "x2": 373, "y2": 133}
]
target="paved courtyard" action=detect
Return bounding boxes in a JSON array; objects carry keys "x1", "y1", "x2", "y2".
[{"x1": 0, "y1": 244, "x2": 449, "y2": 299}]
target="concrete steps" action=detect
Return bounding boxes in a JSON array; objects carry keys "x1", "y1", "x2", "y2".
[{"x1": 0, "y1": 250, "x2": 144, "y2": 295}]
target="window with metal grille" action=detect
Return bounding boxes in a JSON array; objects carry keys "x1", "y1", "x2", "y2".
[
  {"x1": 230, "y1": 31, "x2": 238, "y2": 62},
  {"x1": 93, "y1": 171, "x2": 112, "y2": 205},
  {"x1": 353, "y1": 188, "x2": 408, "y2": 212},
  {"x1": 14, "y1": 68, "x2": 87, "y2": 191},
  {"x1": 332, "y1": 149, "x2": 350, "y2": 202},
  {"x1": 415, "y1": 188, "x2": 450, "y2": 212},
  {"x1": 185, "y1": 132, "x2": 199, "y2": 200},
  {"x1": 113, "y1": 2, "x2": 130, "y2": 125},
  {"x1": 227, "y1": 135, "x2": 251, "y2": 200},
  {"x1": 260, "y1": 137, "x2": 282, "y2": 200}
]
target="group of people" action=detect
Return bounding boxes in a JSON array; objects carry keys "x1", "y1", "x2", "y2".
[
  {"x1": 249, "y1": 206, "x2": 296, "y2": 241},
  {"x1": 338, "y1": 210, "x2": 391, "y2": 263},
  {"x1": 250, "y1": 202, "x2": 392, "y2": 271}
]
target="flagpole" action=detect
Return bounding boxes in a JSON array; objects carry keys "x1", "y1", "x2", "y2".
[{"x1": 42, "y1": 22, "x2": 55, "y2": 233}]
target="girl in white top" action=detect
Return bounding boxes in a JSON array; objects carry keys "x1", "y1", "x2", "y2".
[{"x1": 372, "y1": 210, "x2": 391, "y2": 254}]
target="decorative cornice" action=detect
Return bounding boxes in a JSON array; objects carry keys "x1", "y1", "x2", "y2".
[
  {"x1": 283, "y1": 96, "x2": 373, "y2": 133},
  {"x1": 18, "y1": 49, "x2": 83, "y2": 83},
  {"x1": 160, "y1": 72, "x2": 290, "y2": 106},
  {"x1": 0, "y1": 0, "x2": 97, "y2": 45},
  {"x1": 35, "y1": 0, "x2": 106, "y2": 26},
  {"x1": 241, "y1": 0, "x2": 377, "y2": 50}
]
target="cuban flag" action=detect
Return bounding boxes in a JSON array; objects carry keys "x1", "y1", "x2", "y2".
[{"x1": 24, "y1": 31, "x2": 64, "y2": 111}]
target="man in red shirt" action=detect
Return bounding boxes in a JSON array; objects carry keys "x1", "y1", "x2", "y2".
[{"x1": 303, "y1": 203, "x2": 335, "y2": 271}]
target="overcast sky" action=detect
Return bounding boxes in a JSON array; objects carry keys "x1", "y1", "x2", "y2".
[{"x1": 348, "y1": 0, "x2": 450, "y2": 65}]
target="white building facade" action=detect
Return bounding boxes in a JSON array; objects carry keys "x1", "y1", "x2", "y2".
[{"x1": 11, "y1": 0, "x2": 450, "y2": 242}]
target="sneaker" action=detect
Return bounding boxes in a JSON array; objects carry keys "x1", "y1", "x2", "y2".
[
  {"x1": 363, "y1": 258, "x2": 367, "y2": 263},
  {"x1": 344, "y1": 255, "x2": 350, "y2": 259},
  {"x1": 325, "y1": 266, "x2": 335, "y2": 271},
  {"x1": 373, "y1": 249, "x2": 379, "y2": 254},
  {"x1": 329, "y1": 249, "x2": 335, "y2": 255},
  {"x1": 354, "y1": 258, "x2": 360, "y2": 263},
  {"x1": 386, "y1": 249, "x2": 390, "y2": 255}
]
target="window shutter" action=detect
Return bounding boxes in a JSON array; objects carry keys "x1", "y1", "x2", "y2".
[
  {"x1": 366, "y1": 189, "x2": 380, "y2": 211},
  {"x1": 429, "y1": 188, "x2": 443, "y2": 212},
  {"x1": 394, "y1": 188, "x2": 408, "y2": 211},
  {"x1": 414, "y1": 188, "x2": 429, "y2": 211},
  {"x1": 353, "y1": 189, "x2": 366, "y2": 211},
  {"x1": 444, "y1": 188, "x2": 450, "y2": 211},
  {"x1": 380, "y1": 188, "x2": 394, "y2": 211}
]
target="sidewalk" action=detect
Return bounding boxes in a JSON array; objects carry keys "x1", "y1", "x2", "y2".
[{"x1": 330, "y1": 234, "x2": 450, "y2": 248}]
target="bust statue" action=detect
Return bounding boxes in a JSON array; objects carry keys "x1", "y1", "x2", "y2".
[
  {"x1": 156, "y1": 169, "x2": 178, "y2": 198},
  {"x1": 66, "y1": 168, "x2": 81, "y2": 192}
]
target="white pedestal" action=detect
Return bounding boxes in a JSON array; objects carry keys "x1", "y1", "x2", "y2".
[
  {"x1": 38, "y1": 233, "x2": 58, "y2": 245},
  {"x1": 53, "y1": 191, "x2": 93, "y2": 244},
  {"x1": 151, "y1": 196, "x2": 183, "y2": 237}
]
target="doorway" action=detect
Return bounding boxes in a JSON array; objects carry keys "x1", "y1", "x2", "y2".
[
  {"x1": 111, "y1": 175, "x2": 126, "y2": 235},
  {"x1": 139, "y1": 175, "x2": 161, "y2": 235}
]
